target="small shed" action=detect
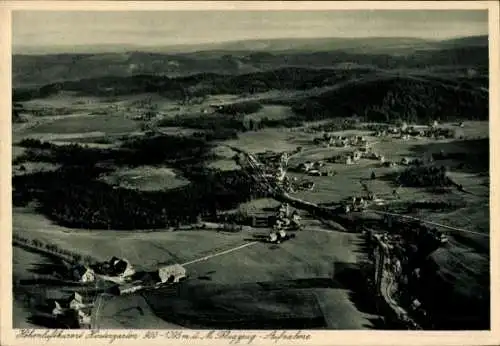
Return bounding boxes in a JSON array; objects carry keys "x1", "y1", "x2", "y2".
[{"x1": 158, "y1": 264, "x2": 187, "y2": 284}]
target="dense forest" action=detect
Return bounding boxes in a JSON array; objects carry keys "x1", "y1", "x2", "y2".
[
  {"x1": 291, "y1": 76, "x2": 488, "y2": 123},
  {"x1": 13, "y1": 167, "x2": 262, "y2": 229},
  {"x1": 397, "y1": 165, "x2": 452, "y2": 187},
  {"x1": 13, "y1": 137, "x2": 266, "y2": 230}
]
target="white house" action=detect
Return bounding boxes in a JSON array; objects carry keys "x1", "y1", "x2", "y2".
[
  {"x1": 352, "y1": 151, "x2": 362, "y2": 161},
  {"x1": 52, "y1": 301, "x2": 65, "y2": 317},
  {"x1": 158, "y1": 264, "x2": 187, "y2": 284},
  {"x1": 77, "y1": 309, "x2": 91, "y2": 326}
]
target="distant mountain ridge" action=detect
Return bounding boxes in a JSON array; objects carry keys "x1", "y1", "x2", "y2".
[
  {"x1": 12, "y1": 35, "x2": 488, "y2": 88},
  {"x1": 13, "y1": 35, "x2": 487, "y2": 55}
]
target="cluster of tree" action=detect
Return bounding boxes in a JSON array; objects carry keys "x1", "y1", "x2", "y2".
[
  {"x1": 16, "y1": 135, "x2": 216, "y2": 170},
  {"x1": 193, "y1": 130, "x2": 239, "y2": 141},
  {"x1": 157, "y1": 112, "x2": 302, "y2": 134},
  {"x1": 12, "y1": 234, "x2": 94, "y2": 265},
  {"x1": 120, "y1": 134, "x2": 215, "y2": 168},
  {"x1": 215, "y1": 101, "x2": 263, "y2": 115},
  {"x1": 407, "y1": 200, "x2": 466, "y2": 212},
  {"x1": 398, "y1": 165, "x2": 452, "y2": 187},
  {"x1": 291, "y1": 76, "x2": 488, "y2": 123},
  {"x1": 28, "y1": 107, "x2": 76, "y2": 117},
  {"x1": 158, "y1": 115, "x2": 249, "y2": 132},
  {"x1": 13, "y1": 166, "x2": 265, "y2": 230},
  {"x1": 15, "y1": 141, "x2": 120, "y2": 166},
  {"x1": 387, "y1": 199, "x2": 467, "y2": 214},
  {"x1": 309, "y1": 119, "x2": 359, "y2": 132}
]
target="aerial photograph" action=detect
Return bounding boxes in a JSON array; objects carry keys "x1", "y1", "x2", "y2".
[{"x1": 11, "y1": 9, "x2": 490, "y2": 331}]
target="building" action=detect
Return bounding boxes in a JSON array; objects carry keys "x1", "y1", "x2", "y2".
[
  {"x1": 108, "y1": 257, "x2": 136, "y2": 278},
  {"x1": 71, "y1": 265, "x2": 96, "y2": 283},
  {"x1": 52, "y1": 301, "x2": 65, "y2": 317},
  {"x1": 298, "y1": 161, "x2": 314, "y2": 172},
  {"x1": 301, "y1": 181, "x2": 315, "y2": 191},
  {"x1": 157, "y1": 264, "x2": 187, "y2": 284},
  {"x1": 77, "y1": 309, "x2": 91, "y2": 327},
  {"x1": 313, "y1": 161, "x2": 325, "y2": 169},
  {"x1": 401, "y1": 157, "x2": 412, "y2": 165},
  {"x1": 335, "y1": 139, "x2": 346, "y2": 147},
  {"x1": 68, "y1": 292, "x2": 87, "y2": 311},
  {"x1": 344, "y1": 156, "x2": 353, "y2": 165},
  {"x1": 352, "y1": 151, "x2": 362, "y2": 161},
  {"x1": 113, "y1": 283, "x2": 144, "y2": 295}
]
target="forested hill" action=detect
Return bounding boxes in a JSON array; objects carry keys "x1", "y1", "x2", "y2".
[
  {"x1": 290, "y1": 75, "x2": 489, "y2": 124},
  {"x1": 13, "y1": 35, "x2": 488, "y2": 88},
  {"x1": 12, "y1": 67, "x2": 376, "y2": 102}
]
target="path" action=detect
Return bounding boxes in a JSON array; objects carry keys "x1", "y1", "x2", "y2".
[{"x1": 180, "y1": 241, "x2": 258, "y2": 266}]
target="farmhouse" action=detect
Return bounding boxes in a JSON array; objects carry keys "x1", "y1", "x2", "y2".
[
  {"x1": 68, "y1": 292, "x2": 86, "y2": 311},
  {"x1": 308, "y1": 169, "x2": 322, "y2": 176},
  {"x1": 71, "y1": 264, "x2": 95, "y2": 283},
  {"x1": 301, "y1": 181, "x2": 315, "y2": 191},
  {"x1": 352, "y1": 151, "x2": 362, "y2": 161},
  {"x1": 297, "y1": 161, "x2": 314, "y2": 172},
  {"x1": 78, "y1": 309, "x2": 91, "y2": 327}
]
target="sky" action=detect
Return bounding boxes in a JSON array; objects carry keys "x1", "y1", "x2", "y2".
[{"x1": 12, "y1": 10, "x2": 488, "y2": 49}]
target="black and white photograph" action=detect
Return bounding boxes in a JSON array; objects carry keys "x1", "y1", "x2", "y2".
[{"x1": 4, "y1": 1, "x2": 497, "y2": 339}]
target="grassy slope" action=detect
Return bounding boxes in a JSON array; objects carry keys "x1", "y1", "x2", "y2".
[{"x1": 143, "y1": 227, "x2": 376, "y2": 329}]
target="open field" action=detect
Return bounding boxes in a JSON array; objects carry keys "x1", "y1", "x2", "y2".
[
  {"x1": 22, "y1": 113, "x2": 141, "y2": 136},
  {"x1": 14, "y1": 208, "x2": 253, "y2": 270},
  {"x1": 221, "y1": 128, "x2": 306, "y2": 154},
  {"x1": 98, "y1": 166, "x2": 190, "y2": 191},
  {"x1": 97, "y1": 221, "x2": 379, "y2": 329}
]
